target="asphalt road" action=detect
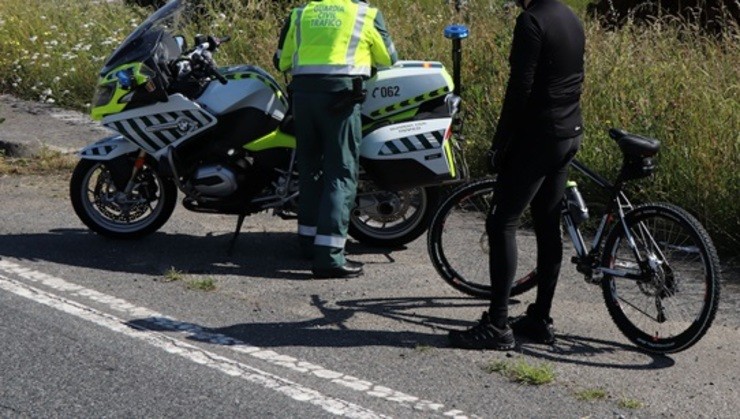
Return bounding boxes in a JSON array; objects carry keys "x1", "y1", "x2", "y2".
[{"x1": 1, "y1": 95, "x2": 739, "y2": 418}]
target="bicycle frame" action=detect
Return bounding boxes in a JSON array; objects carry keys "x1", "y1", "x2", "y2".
[{"x1": 562, "y1": 159, "x2": 648, "y2": 283}]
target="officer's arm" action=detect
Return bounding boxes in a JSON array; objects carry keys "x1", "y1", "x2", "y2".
[
  {"x1": 492, "y1": 12, "x2": 542, "y2": 148},
  {"x1": 369, "y1": 10, "x2": 398, "y2": 67},
  {"x1": 274, "y1": 11, "x2": 296, "y2": 72}
]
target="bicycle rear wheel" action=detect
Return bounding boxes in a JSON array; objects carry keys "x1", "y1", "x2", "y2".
[
  {"x1": 601, "y1": 203, "x2": 721, "y2": 353},
  {"x1": 427, "y1": 179, "x2": 538, "y2": 298}
]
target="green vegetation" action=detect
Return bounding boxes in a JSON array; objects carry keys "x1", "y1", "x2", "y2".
[
  {"x1": 162, "y1": 266, "x2": 186, "y2": 282},
  {"x1": 618, "y1": 397, "x2": 644, "y2": 409},
  {"x1": 575, "y1": 387, "x2": 609, "y2": 401},
  {"x1": 0, "y1": 147, "x2": 76, "y2": 176},
  {"x1": 160, "y1": 266, "x2": 215, "y2": 290},
  {"x1": 485, "y1": 358, "x2": 556, "y2": 385},
  {"x1": 414, "y1": 344, "x2": 433, "y2": 353},
  {"x1": 0, "y1": 0, "x2": 737, "y2": 251},
  {"x1": 186, "y1": 277, "x2": 216, "y2": 291}
]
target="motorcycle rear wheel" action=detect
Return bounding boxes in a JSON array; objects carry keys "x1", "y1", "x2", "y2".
[
  {"x1": 70, "y1": 158, "x2": 177, "y2": 239},
  {"x1": 349, "y1": 186, "x2": 440, "y2": 248}
]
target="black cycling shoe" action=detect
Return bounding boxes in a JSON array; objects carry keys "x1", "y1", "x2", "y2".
[
  {"x1": 448, "y1": 311, "x2": 516, "y2": 350},
  {"x1": 312, "y1": 260, "x2": 364, "y2": 279},
  {"x1": 509, "y1": 308, "x2": 555, "y2": 345}
]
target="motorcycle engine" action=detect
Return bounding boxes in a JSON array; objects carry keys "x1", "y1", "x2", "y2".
[{"x1": 191, "y1": 164, "x2": 239, "y2": 197}]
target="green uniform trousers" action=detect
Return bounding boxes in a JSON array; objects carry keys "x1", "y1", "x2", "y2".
[{"x1": 291, "y1": 78, "x2": 362, "y2": 269}]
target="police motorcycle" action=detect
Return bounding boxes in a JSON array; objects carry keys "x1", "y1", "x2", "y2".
[{"x1": 70, "y1": 0, "x2": 470, "y2": 250}]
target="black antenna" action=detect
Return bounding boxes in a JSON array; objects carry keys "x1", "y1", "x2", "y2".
[{"x1": 444, "y1": 24, "x2": 469, "y2": 97}]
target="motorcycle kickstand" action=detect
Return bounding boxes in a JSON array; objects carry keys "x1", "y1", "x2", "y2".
[{"x1": 227, "y1": 213, "x2": 247, "y2": 256}]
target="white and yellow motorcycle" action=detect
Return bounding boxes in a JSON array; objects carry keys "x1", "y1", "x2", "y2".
[{"x1": 70, "y1": 0, "x2": 470, "y2": 249}]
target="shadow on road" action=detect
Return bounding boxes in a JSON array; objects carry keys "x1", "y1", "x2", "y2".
[
  {"x1": 127, "y1": 294, "x2": 444, "y2": 349},
  {"x1": 517, "y1": 335, "x2": 675, "y2": 370},
  {"x1": 0, "y1": 228, "x2": 399, "y2": 280},
  {"x1": 126, "y1": 294, "x2": 674, "y2": 369}
]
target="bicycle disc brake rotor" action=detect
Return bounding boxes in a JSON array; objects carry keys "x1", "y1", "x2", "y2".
[{"x1": 637, "y1": 253, "x2": 667, "y2": 297}]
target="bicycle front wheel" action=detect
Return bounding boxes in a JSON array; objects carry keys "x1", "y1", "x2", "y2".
[
  {"x1": 427, "y1": 179, "x2": 538, "y2": 298},
  {"x1": 601, "y1": 203, "x2": 721, "y2": 353}
]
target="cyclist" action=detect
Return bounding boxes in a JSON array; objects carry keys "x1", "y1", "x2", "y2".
[{"x1": 449, "y1": 0, "x2": 586, "y2": 349}]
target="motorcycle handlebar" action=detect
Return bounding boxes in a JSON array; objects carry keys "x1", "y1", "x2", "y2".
[{"x1": 184, "y1": 35, "x2": 231, "y2": 85}]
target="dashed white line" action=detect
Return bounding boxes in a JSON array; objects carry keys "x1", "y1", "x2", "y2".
[{"x1": 0, "y1": 260, "x2": 472, "y2": 418}]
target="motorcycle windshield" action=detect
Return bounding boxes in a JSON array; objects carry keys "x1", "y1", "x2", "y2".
[{"x1": 100, "y1": 0, "x2": 186, "y2": 75}]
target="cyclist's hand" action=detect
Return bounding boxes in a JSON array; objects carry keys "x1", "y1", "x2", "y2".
[{"x1": 486, "y1": 147, "x2": 504, "y2": 174}]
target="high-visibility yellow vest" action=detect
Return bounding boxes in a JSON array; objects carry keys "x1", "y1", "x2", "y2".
[{"x1": 278, "y1": 0, "x2": 394, "y2": 77}]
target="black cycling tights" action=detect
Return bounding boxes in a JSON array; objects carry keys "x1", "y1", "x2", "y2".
[{"x1": 486, "y1": 134, "x2": 582, "y2": 328}]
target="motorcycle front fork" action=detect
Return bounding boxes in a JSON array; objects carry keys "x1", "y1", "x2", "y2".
[{"x1": 122, "y1": 150, "x2": 148, "y2": 195}]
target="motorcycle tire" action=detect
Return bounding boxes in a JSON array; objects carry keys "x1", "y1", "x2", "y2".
[
  {"x1": 70, "y1": 158, "x2": 177, "y2": 239},
  {"x1": 349, "y1": 186, "x2": 441, "y2": 248}
]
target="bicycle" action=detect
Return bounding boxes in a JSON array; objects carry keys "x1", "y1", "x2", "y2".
[{"x1": 427, "y1": 128, "x2": 721, "y2": 353}]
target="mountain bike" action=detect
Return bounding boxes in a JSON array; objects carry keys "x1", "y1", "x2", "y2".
[{"x1": 427, "y1": 128, "x2": 721, "y2": 353}]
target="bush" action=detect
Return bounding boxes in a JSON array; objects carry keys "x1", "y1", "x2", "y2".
[{"x1": 588, "y1": 0, "x2": 740, "y2": 33}]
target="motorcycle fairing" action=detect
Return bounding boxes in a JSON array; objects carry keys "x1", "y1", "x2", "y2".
[
  {"x1": 101, "y1": 94, "x2": 217, "y2": 157},
  {"x1": 360, "y1": 118, "x2": 458, "y2": 190},
  {"x1": 200, "y1": 65, "x2": 289, "y2": 119},
  {"x1": 363, "y1": 61, "x2": 454, "y2": 122},
  {"x1": 78, "y1": 135, "x2": 140, "y2": 160}
]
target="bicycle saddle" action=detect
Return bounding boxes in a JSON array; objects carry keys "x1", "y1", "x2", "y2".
[{"x1": 609, "y1": 128, "x2": 660, "y2": 157}]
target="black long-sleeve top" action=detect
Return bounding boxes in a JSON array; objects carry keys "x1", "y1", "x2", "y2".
[{"x1": 493, "y1": 0, "x2": 585, "y2": 146}]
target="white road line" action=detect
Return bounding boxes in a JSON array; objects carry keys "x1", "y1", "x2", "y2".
[
  {"x1": 0, "y1": 260, "x2": 472, "y2": 419},
  {"x1": 0, "y1": 274, "x2": 386, "y2": 418}
]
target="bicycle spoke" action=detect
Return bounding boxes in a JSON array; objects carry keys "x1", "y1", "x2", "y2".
[{"x1": 601, "y1": 203, "x2": 720, "y2": 353}]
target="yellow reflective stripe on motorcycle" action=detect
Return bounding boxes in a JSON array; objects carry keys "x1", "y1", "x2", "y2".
[
  {"x1": 443, "y1": 136, "x2": 457, "y2": 178},
  {"x1": 368, "y1": 86, "x2": 450, "y2": 118}
]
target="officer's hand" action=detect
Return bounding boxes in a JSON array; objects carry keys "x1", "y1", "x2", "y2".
[{"x1": 485, "y1": 147, "x2": 504, "y2": 175}]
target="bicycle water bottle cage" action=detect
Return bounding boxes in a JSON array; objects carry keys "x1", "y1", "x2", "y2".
[{"x1": 609, "y1": 128, "x2": 661, "y2": 180}]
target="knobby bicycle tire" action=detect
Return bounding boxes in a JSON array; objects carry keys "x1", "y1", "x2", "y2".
[
  {"x1": 427, "y1": 178, "x2": 538, "y2": 299},
  {"x1": 601, "y1": 202, "x2": 721, "y2": 353}
]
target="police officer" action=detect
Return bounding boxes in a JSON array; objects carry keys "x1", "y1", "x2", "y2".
[
  {"x1": 275, "y1": 0, "x2": 398, "y2": 278},
  {"x1": 449, "y1": 0, "x2": 585, "y2": 349}
]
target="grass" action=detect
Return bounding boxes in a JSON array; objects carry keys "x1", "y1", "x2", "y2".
[
  {"x1": 485, "y1": 358, "x2": 555, "y2": 385},
  {"x1": 160, "y1": 266, "x2": 215, "y2": 290},
  {"x1": 414, "y1": 344, "x2": 433, "y2": 353},
  {"x1": 186, "y1": 277, "x2": 216, "y2": 291},
  {"x1": 618, "y1": 397, "x2": 644, "y2": 409},
  {"x1": 0, "y1": 147, "x2": 76, "y2": 176},
  {"x1": 162, "y1": 266, "x2": 185, "y2": 282},
  {"x1": 575, "y1": 387, "x2": 609, "y2": 401},
  {"x1": 0, "y1": 0, "x2": 737, "y2": 251}
]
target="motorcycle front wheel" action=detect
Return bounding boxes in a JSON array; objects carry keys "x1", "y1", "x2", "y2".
[
  {"x1": 349, "y1": 185, "x2": 440, "y2": 248},
  {"x1": 70, "y1": 158, "x2": 177, "y2": 239}
]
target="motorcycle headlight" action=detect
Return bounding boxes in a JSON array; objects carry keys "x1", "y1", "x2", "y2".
[{"x1": 90, "y1": 62, "x2": 156, "y2": 121}]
